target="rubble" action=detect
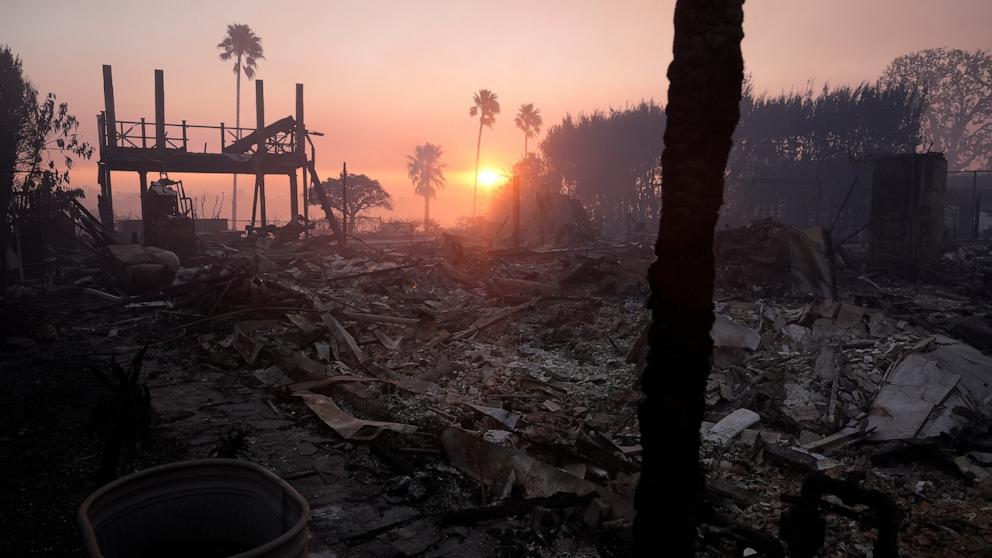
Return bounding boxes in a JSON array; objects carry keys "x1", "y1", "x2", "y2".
[
  {"x1": 705, "y1": 408, "x2": 761, "y2": 444},
  {"x1": 298, "y1": 392, "x2": 419, "y2": 441},
  {"x1": 868, "y1": 336, "x2": 992, "y2": 441},
  {"x1": 4, "y1": 221, "x2": 992, "y2": 557}
]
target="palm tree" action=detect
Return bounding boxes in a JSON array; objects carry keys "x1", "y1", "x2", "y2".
[
  {"x1": 514, "y1": 103, "x2": 543, "y2": 157},
  {"x1": 633, "y1": 1, "x2": 744, "y2": 556},
  {"x1": 406, "y1": 143, "x2": 446, "y2": 233},
  {"x1": 469, "y1": 89, "x2": 500, "y2": 218},
  {"x1": 217, "y1": 23, "x2": 264, "y2": 230}
]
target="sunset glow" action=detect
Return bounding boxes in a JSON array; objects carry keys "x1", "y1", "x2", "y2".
[
  {"x1": 477, "y1": 168, "x2": 506, "y2": 190},
  {"x1": 2, "y1": 1, "x2": 990, "y2": 228}
]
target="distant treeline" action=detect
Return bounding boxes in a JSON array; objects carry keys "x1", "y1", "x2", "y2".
[
  {"x1": 724, "y1": 81, "x2": 924, "y2": 230},
  {"x1": 522, "y1": 81, "x2": 923, "y2": 234},
  {"x1": 517, "y1": 48, "x2": 992, "y2": 235}
]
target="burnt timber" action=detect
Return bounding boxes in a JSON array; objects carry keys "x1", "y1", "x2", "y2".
[{"x1": 96, "y1": 65, "x2": 311, "y2": 230}]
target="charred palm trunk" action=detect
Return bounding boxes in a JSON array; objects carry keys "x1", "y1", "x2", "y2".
[{"x1": 633, "y1": 1, "x2": 744, "y2": 556}]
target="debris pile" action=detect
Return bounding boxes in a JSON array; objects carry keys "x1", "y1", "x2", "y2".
[{"x1": 4, "y1": 221, "x2": 992, "y2": 557}]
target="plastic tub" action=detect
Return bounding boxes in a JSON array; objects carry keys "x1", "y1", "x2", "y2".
[{"x1": 78, "y1": 459, "x2": 309, "y2": 558}]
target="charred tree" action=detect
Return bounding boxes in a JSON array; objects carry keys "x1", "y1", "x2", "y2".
[{"x1": 633, "y1": 1, "x2": 745, "y2": 556}]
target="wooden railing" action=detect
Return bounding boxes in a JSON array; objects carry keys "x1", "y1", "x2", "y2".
[{"x1": 101, "y1": 118, "x2": 301, "y2": 154}]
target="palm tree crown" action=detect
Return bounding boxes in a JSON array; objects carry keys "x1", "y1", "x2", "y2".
[
  {"x1": 408, "y1": 143, "x2": 446, "y2": 232},
  {"x1": 217, "y1": 23, "x2": 265, "y2": 79},
  {"x1": 515, "y1": 103, "x2": 543, "y2": 155},
  {"x1": 469, "y1": 89, "x2": 501, "y2": 127},
  {"x1": 407, "y1": 143, "x2": 446, "y2": 199}
]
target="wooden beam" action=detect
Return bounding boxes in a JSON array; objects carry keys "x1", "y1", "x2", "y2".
[
  {"x1": 255, "y1": 79, "x2": 266, "y2": 226},
  {"x1": 289, "y1": 172, "x2": 299, "y2": 219},
  {"x1": 101, "y1": 149, "x2": 302, "y2": 174},
  {"x1": 307, "y1": 158, "x2": 343, "y2": 239},
  {"x1": 342, "y1": 311, "x2": 420, "y2": 326},
  {"x1": 102, "y1": 65, "x2": 117, "y2": 147},
  {"x1": 295, "y1": 84, "x2": 305, "y2": 157},
  {"x1": 222, "y1": 115, "x2": 294, "y2": 154},
  {"x1": 98, "y1": 164, "x2": 114, "y2": 227},
  {"x1": 342, "y1": 162, "x2": 348, "y2": 243},
  {"x1": 155, "y1": 69, "x2": 165, "y2": 150},
  {"x1": 296, "y1": 83, "x2": 307, "y2": 229},
  {"x1": 70, "y1": 198, "x2": 116, "y2": 246},
  {"x1": 97, "y1": 112, "x2": 106, "y2": 160}
]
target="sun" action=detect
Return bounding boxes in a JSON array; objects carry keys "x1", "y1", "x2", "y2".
[{"x1": 478, "y1": 168, "x2": 505, "y2": 190}]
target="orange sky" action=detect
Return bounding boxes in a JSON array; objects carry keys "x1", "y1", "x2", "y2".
[{"x1": 3, "y1": 0, "x2": 991, "y2": 226}]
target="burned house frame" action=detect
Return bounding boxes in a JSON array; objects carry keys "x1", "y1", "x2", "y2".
[{"x1": 95, "y1": 65, "x2": 340, "y2": 247}]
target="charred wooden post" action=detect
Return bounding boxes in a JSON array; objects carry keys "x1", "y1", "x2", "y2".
[
  {"x1": 97, "y1": 163, "x2": 114, "y2": 228},
  {"x1": 296, "y1": 84, "x2": 308, "y2": 230},
  {"x1": 97, "y1": 111, "x2": 107, "y2": 214},
  {"x1": 102, "y1": 65, "x2": 117, "y2": 147},
  {"x1": 249, "y1": 181, "x2": 259, "y2": 230},
  {"x1": 255, "y1": 79, "x2": 267, "y2": 227},
  {"x1": 99, "y1": 67, "x2": 117, "y2": 228},
  {"x1": 289, "y1": 173, "x2": 299, "y2": 221},
  {"x1": 342, "y1": 162, "x2": 348, "y2": 243},
  {"x1": 634, "y1": 1, "x2": 745, "y2": 556},
  {"x1": 97, "y1": 112, "x2": 106, "y2": 157},
  {"x1": 96, "y1": 116, "x2": 113, "y2": 229},
  {"x1": 306, "y1": 158, "x2": 344, "y2": 242},
  {"x1": 154, "y1": 69, "x2": 165, "y2": 151}
]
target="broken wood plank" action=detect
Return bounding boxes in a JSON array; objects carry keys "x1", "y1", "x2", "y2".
[
  {"x1": 343, "y1": 310, "x2": 420, "y2": 326},
  {"x1": 765, "y1": 443, "x2": 841, "y2": 473},
  {"x1": 297, "y1": 392, "x2": 417, "y2": 441},
  {"x1": 306, "y1": 158, "x2": 343, "y2": 239},
  {"x1": 321, "y1": 313, "x2": 368, "y2": 365},
  {"x1": 222, "y1": 115, "x2": 295, "y2": 154},
  {"x1": 286, "y1": 313, "x2": 319, "y2": 334},
  {"x1": 452, "y1": 298, "x2": 539, "y2": 340},
  {"x1": 372, "y1": 328, "x2": 403, "y2": 350},
  {"x1": 83, "y1": 288, "x2": 124, "y2": 303},
  {"x1": 800, "y1": 426, "x2": 867, "y2": 455}
]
